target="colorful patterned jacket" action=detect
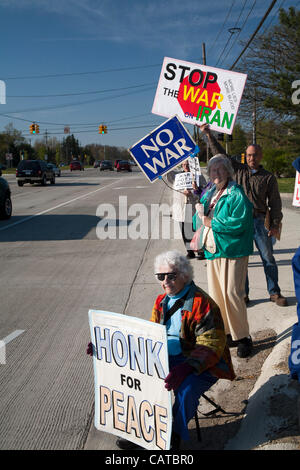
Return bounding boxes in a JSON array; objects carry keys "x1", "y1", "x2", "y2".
[{"x1": 150, "y1": 281, "x2": 235, "y2": 381}]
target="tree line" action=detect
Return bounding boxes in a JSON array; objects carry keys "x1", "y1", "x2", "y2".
[{"x1": 0, "y1": 127, "x2": 129, "y2": 168}]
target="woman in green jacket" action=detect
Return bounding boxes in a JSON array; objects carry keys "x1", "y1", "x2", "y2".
[{"x1": 193, "y1": 154, "x2": 254, "y2": 358}]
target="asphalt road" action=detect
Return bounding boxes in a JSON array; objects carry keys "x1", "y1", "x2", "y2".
[{"x1": 0, "y1": 166, "x2": 169, "y2": 450}]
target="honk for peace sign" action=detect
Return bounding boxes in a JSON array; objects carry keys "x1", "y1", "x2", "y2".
[
  {"x1": 152, "y1": 57, "x2": 247, "y2": 135},
  {"x1": 88, "y1": 310, "x2": 172, "y2": 451}
]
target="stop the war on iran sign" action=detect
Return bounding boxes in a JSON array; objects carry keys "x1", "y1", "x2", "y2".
[
  {"x1": 152, "y1": 57, "x2": 247, "y2": 135},
  {"x1": 128, "y1": 115, "x2": 197, "y2": 183},
  {"x1": 88, "y1": 309, "x2": 172, "y2": 451}
]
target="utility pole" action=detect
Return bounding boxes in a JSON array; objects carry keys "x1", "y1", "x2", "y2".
[
  {"x1": 202, "y1": 42, "x2": 209, "y2": 164},
  {"x1": 252, "y1": 86, "x2": 257, "y2": 144}
]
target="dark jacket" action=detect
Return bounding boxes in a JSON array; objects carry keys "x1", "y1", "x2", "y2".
[{"x1": 206, "y1": 134, "x2": 283, "y2": 229}]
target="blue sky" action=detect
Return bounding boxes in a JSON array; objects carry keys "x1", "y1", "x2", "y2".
[{"x1": 0, "y1": 0, "x2": 299, "y2": 150}]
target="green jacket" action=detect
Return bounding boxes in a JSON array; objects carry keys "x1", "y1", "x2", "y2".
[{"x1": 193, "y1": 181, "x2": 254, "y2": 260}]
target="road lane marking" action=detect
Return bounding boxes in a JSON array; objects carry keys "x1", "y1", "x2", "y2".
[
  {"x1": 0, "y1": 180, "x2": 118, "y2": 233},
  {"x1": 114, "y1": 186, "x2": 149, "y2": 190},
  {"x1": 1, "y1": 330, "x2": 25, "y2": 345},
  {"x1": 0, "y1": 330, "x2": 25, "y2": 364}
]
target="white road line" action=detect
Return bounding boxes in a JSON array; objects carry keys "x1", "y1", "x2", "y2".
[
  {"x1": 1, "y1": 330, "x2": 25, "y2": 345},
  {"x1": 0, "y1": 180, "x2": 117, "y2": 233},
  {"x1": 114, "y1": 186, "x2": 148, "y2": 190}
]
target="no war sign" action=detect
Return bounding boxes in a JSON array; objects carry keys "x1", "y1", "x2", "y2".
[
  {"x1": 88, "y1": 310, "x2": 172, "y2": 451},
  {"x1": 128, "y1": 115, "x2": 197, "y2": 182},
  {"x1": 152, "y1": 57, "x2": 247, "y2": 135}
]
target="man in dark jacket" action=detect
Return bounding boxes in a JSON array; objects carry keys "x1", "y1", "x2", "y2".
[{"x1": 198, "y1": 123, "x2": 287, "y2": 306}]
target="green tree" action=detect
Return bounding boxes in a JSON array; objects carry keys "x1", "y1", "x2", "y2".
[
  {"x1": 227, "y1": 123, "x2": 248, "y2": 155},
  {"x1": 61, "y1": 134, "x2": 81, "y2": 162},
  {"x1": 237, "y1": 7, "x2": 300, "y2": 155}
]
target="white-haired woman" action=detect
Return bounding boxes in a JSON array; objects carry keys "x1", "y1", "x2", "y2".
[
  {"x1": 150, "y1": 250, "x2": 235, "y2": 449},
  {"x1": 193, "y1": 155, "x2": 254, "y2": 358}
]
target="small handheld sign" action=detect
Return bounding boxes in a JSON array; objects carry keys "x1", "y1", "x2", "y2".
[{"x1": 128, "y1": 115, "x2": 197, "y2": 183}]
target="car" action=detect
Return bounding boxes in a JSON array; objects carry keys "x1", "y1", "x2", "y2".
[
  {"x1": 16, "y1": 160, "x2": 55, "y2": 186},
  {"x1": 117, "y1": 160, "x2": 132, "y2": 172},
  {"x1": 70, "y1": 160, "x2": 84, "y2": 171},
  {"x1": 47, "y1": 163, "x2": 61, "y2": 177},
  {"x1": 0, "y1": 168, "x2": 12, "y2": 219},
  {"x1": 0, "y1": 163, "x2": 7, "y2": 171},
  {"x1": 94, "y1": 160, "x2": 101, "y2": 168},
  {"x1": 114, "y1": 159, "x2": 121, "y2": 169},
  {"x1": 100, "y1": 160, "x2": 113, "y2": 171}
]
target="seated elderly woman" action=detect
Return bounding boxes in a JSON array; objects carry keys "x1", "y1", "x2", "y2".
[
  {"x1": 151, "y1": 250, "x2": 235, "y2": 449},
  {"x1": 193, "y1": 154, "x2": 254, "y2": 358}
]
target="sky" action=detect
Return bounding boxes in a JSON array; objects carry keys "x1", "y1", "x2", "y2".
[{"x1": 0, "y1": 0, "x2": 299, "y2": 151}]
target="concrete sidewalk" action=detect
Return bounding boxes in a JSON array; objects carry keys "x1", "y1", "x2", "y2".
[{"x1": 85, "y1": 188, "x2": 300, "y2": 451}]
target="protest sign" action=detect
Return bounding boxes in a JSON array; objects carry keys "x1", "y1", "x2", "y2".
[
  {"x1": 88, "y1": 309, "x2": 172, "y2": 450},
  {"x1": 152, "y1": 57, "x2": 247, "y2": 134},
  {"x1": 188, "y1": 155, "x2": 201, "y2": 186},
  {"x1": 174, "y1": 172, "x2": 193, "y2": 190},
  {"x1": 293, "y1": 170, "x2": 300, "y2": 207},
  {"x1": 128, "y1": 115, "x2": 197, "y2": 182}
]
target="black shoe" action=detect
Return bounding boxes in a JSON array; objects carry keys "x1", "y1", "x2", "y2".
[
  {"x1": 196, "y1": 251, "x2": 205, "y2": 260},
  {"x1": 226, "y1": 334, "x2": 238, "y2": 348},
  {"x1": 170, "y1": 431, "x2": 181, "y2": 450},
  {"x1": 237, "y1": 336, "x2": 253, "y2": 358},
  {"x1": 116, "y1": 437, "x2": 143, "y2": 450},
  {"x1": 186, "y1": 251, "x2": 195, "y2": 259}
]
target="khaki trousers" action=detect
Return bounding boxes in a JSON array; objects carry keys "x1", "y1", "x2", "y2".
[{"x1": 207, "y1": 256, "x2": 249, "y2": 341}]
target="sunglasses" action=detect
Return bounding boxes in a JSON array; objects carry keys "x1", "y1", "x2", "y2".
[{"x1": 155, "y1": 272, "x2": 177, "y2": 281}]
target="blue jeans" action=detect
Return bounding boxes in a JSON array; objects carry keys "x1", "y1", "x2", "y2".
[
  {"x1": 246, "y1": 216, "x2": 280, "y2": 296},
  {"x1": 169, "y1": 354, "x2": 218, "y2": 441}
]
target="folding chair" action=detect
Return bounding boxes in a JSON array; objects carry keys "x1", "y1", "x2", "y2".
[{"x1": 194, "y1": 393, "x2": 228, "y2": 442}]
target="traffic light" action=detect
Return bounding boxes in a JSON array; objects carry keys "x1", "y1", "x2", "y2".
[
  {"x1": 217, "y1": 133, "x2": 224, "y2": 141},
  {"x1": 35, "y1": 124, "x2": 39, "y2": 134},
  {"x1": 30, "y1": 123, "x2": 35, "y2": 134},
  {"x1": 241, "y1": 153, "x2": 245, "y2": 164},
  {"x1": 98, "y1": 124, "x2": 107, "y2": 134}
]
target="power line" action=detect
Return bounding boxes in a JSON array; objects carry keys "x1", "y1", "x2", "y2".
[
  {"x1": 2, "y1": 85, "x2": 155, "y2": 115},
  {"x1": 230, "y1": 0, "x2": 278, "y2": 70},
  {"x1": 216, "y1": 0, "x2": 248, "y2": 66},
  {"x1": 2, "y1": 64, "x2": 161, "y2": 81},
  {"x1": 260, "y1": 0, "x2": 287, "y2": 36},
  {"x1": 219, "y1": 0, "x2": 257, "y2": 68},
  {"x1": 7, "y1": 82, "x2": 156, "y2": 98},
  {"x1": 208, "y1": 0, "x2": 236, "y2": 56}
]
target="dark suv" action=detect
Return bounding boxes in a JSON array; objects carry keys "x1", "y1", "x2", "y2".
[
  {"x1": 16, "y1": 160, "x2": 55, "y2": 186},
  {"x1": 100, "y1": 160, "x2": 113, "y2": 171},
  {"x1": 0, "y1": 168, "x2": 12, "y2": 219}
]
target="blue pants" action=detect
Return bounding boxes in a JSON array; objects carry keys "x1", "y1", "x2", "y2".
[
  {"x1": 246, "y1": 216, "x2": 280, "y2": 296},
  {"x1": 169, "y1": 354, "x2": 218, "y2": 441}
]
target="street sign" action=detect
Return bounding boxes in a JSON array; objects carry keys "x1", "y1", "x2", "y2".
[
  {"x1": 152, "y1": 57, "x2": 247, "y2": 135},
  {"x1": 128, "y1": 115, "x2": 197, "y2": 183}
]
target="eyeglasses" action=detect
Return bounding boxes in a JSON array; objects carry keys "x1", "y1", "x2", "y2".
[{"x1": 155, "y1": 272, "x2": 177, "y2": 281}]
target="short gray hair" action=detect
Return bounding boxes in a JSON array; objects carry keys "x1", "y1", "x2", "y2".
[
  {"x1": 154, "y1": 250, "x2": 193, "y2": 283},
  {"x1": 208, "y1": 154, "x2": 234, "y2": 179}
]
